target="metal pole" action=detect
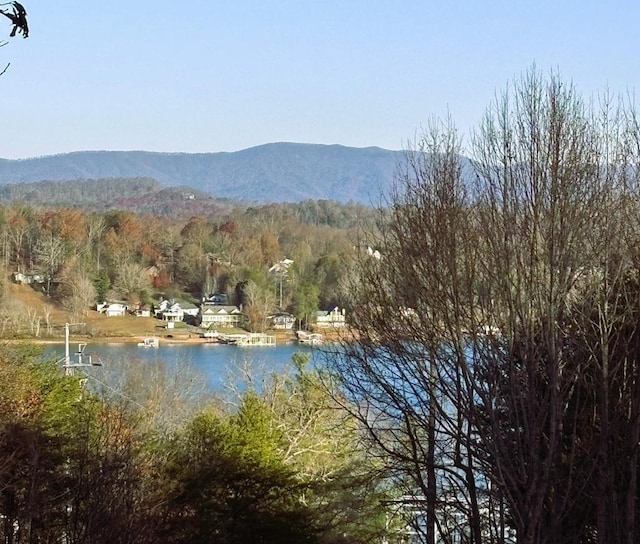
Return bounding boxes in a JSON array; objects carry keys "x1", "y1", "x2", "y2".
[
  {"x1": 64, "y1": 323, "x2": 70, "y2": 376},
  {"x1": 63, "y1": 322, "x2": 86, "y2": 376}
]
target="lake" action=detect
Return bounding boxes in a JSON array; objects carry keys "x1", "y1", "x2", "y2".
[{"x1": 42, "y1": 341, "x2": 325, "y2": 391}]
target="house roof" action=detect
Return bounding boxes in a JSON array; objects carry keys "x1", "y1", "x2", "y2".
[
  {"x1": 158, "y1": 299, "x2": 198, "y2": 310},
  {"x1": 202, "y1": 305, "x2": 242, "y2": 315}
]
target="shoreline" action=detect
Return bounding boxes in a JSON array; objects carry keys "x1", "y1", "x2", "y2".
[
  {"x1": 2, "y1": 329, "x2": 350, "y2": 346},
  {"x1": 0, "y1": 332, "x2": 296, "y2": 344}
]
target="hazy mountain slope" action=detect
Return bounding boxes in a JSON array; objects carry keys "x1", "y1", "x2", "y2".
[
  {"x1": 0, "y1": 143, "x2": 402, "y2": 204},
  {"x1": 0, "y1": 177, "x2": 237, "y2": 217}
]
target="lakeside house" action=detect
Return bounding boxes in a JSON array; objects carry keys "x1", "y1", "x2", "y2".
[
  {"x1": 155, "y1": 299, "x2": 199, "y2": 322},
  {"x1": 269, "y1": 312, "x2": 296, "y2": 330},
  {"x1": 134, "y1": 304, "x2": 151, "y2": 318},
  {"x1": 315, "y1": 307, "x2": 346, "y2": 328},
  {"x1": 199, "y1": 304, "x2": 243, "y2": 329},
  {"x1": 202, "y1": 293, "x2": 229, "y2": 305},
  {"x1": 96, "y1": 302, "x2": 128, "y2": 317}
]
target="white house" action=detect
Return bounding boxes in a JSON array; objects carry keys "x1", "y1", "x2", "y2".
[
  {"x1": 155, "y1": 299, "x2": 199, "y2": 322},
  {"x1": 315, "y1": 307, "x2": 346, "y2": 328},
  {"x1": 97, "y1": 302, "x2": 128, "y2": 317},
  {"x1": 134, "y1": 306, "x2": 151, "y2": 318},
  {"x1": 269, "y1": 312, "x2": 296, "y2": 330},
  {"x1": 200, "y1": 305, "x2": 243, "y2": 328},
  {"x1": 159, "y1": 301, "x2": 184, "y2": 322},
  {"x1": 154, "y1": 299, "x2": 169, "y2": 317},
  {"x1": 13, "y1": 272, "x2": 45, "y2": 285}
]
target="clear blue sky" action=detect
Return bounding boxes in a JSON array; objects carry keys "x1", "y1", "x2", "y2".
[{"x1": 1, "y1": 1, "x2": 638, "y2": 159}]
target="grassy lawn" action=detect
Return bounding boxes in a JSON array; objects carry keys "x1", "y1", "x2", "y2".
[{"x1": 4, "y1": 281, "x2": 300, "y2": 343}]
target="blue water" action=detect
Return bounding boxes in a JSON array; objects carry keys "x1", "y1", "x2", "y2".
[{"x1": 42, "y1": 341, "x2": 323, "y2": 390}]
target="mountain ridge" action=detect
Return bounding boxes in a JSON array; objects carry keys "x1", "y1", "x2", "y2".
[{"x1": 0, "y1": 143, "x2": 403, "y2": 204}]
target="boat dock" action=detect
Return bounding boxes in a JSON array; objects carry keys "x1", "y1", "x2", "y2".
[{"x1": 204, "y1": 332, "x2": 277, "y2": 346}]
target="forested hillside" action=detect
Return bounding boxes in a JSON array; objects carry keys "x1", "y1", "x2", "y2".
[
  {"x1": 0, "y1": 143, "x2": 401, "y2": 203},
  {"x1": 0, "y1": 177, "x2": 235, "y2": 217},
  {"x1": 0, "y1": 196, "x2": 374, "y2": 337},
  {"x1": 0, "y1": 177, "x2": 375, "y2": 226}
]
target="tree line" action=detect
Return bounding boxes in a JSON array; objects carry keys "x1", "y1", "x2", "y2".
[{"x1": 0, "y1": 177, "x2": 375, "y2": 231}]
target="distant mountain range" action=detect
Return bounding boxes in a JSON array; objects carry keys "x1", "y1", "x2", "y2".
[{"x1": 0, "y1": 143, "x2": 404, "y2": 204}]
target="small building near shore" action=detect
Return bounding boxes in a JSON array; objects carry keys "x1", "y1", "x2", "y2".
[{"x1": 315, "y1": 307, "x2": 346, "y2": 328}]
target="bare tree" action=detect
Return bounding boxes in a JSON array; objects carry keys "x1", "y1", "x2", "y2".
[
  {"x1": 85, "y1": 213, "x2": 107, "y2": 269},
  {"x1": 33, "y1": 233, "x2": 66, "y2": 295},
  {"x1": 0, "y1": 2, "x2": 28, "y2": 76},
  {"x1": 25, "y1": 306, "x2": 39, "y2": 336},
  {"x1": 111, "y1": 262, "x2": 151, "y2": 305},
  {"x1": 41, "y1": 303, "x2": 54, "y2": 336},
  {"x1": 243, "y1": 279, "x2": 276, "y2": 332},
  {"x1": 60, "y1": 271, "x2": 97, "y2": 319},
  {"x1": 467, "y1": 72, "x2": 640, "y2": 544},
  {"x1": 6, "y1": 207, "x2": 30, "y2": 270},
  {"x1": 333, "y1": 114, "x2": 488, "y2": 544},
  {"x1": 332, "y1": 68, "x2": 640, "y2": 544}
]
